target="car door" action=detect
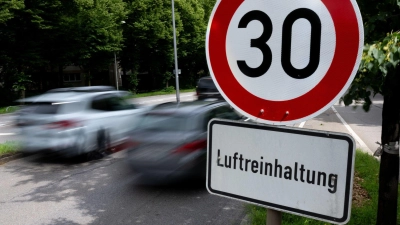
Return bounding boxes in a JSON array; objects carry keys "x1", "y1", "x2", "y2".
[
  {"x1": 104, "y1": 94, "x2": 144, "y2": 147},
  {"x1": 85, "y1": 94, "x2": 114, "y2": 151}
]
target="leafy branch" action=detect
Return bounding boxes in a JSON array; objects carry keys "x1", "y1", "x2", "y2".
[{"x1": 343, "y1": 31, "x2": 400, "y2": 111}]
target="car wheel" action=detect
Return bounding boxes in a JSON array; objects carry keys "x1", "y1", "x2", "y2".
[{"x1": 87, "y1": 129, "x2": 109, "y2": 160}]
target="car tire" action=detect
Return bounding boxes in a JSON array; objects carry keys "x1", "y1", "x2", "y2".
[{"x1": 87, "y1": 129, "x2": 109, "y2": 160}]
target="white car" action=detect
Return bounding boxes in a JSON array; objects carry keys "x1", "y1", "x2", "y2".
[{"x1": 15, "y1": 86, "x2": 147, "y2": 158}]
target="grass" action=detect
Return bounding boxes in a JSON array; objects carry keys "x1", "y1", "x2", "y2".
[
  {"x1": 132, "y1": 88, "x2": 195, "y2": 98},
  {"x1": 0, "y1": 106, "x2": 20, "y2": 114},
  {"x1": 246, "y1": 150, "x2": 400, "y2": 225},
  {"x1": 0, "y1": 141, "x2": 20, "y2": 157}
]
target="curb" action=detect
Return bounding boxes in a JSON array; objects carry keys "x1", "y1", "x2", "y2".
[
  {"x1": 0, "y1": 153, "x2": 24, "y2": 165},
  {"x1": 240, "y1": 214, "x2": 250, "y2": 225}
]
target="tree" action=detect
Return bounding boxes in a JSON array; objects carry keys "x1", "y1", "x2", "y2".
[
  {"x1": 343, "y1": 1, "x2": 400, "y2": 224},
  {"x1": 0, "y1": 0, "x2": 49, "y2": 100},
  {"x1": 0, "y1": 0, "x2": 24, "y2": 104},
  {"x1": 0, "y1": 0, "x2": 24, "y2": 24},
  {"x1": 175, "y1": 0, "x2": 209, "y2": 87},
  {"x1": 65, "y1": 0, "x2": 128, "y2": 85},
  {"x1": 120, "y1": 0, "x2": 217, "y2": 91},
  {"x1": 121, "y1": 0, "x2": 179, "y2": 91},
  {"x1": 0, "y1": 0, "x2": 128, "y2": 92}
]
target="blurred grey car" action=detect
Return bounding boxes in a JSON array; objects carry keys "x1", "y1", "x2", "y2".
[
  {"x1": 127, "y1": 100, "x2": 242, "y2": 184},
  {"x1": 15, "y1": 86, "x2": 147, "y2": 158},
  {"x1": 196, "y1": 76, "x2": 222, "y2": 100}
]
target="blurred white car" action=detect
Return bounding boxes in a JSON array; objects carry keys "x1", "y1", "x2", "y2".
[{"x1": 15, "y1": 86, "x2": 146, "y2": 158}]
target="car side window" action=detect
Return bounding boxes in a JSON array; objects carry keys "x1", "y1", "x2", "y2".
[
  {"x1": 91, "y1": 95, "x2": 110, "y2": 111},
  {"x1": 202, "y1": 105, "x2": 241, "y2": 131},
  {"x1": 107, "y1": 96, "x2": 133, "y2": 111},
  {"x1": 91, "y1": 94, "x2": 135, "y2": 111},
  {"x1": 202, "y1": 110, "x2": 215, "y2": 131},
  {"x1": 213, "y1": 106, "x2": 242, "y2": 120}
]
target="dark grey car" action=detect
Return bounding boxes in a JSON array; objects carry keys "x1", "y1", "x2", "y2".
[
  {"x1": 127, "y1": 100, "x2": 242, "y2": 184},
  {"x1": 196, "y1": 76, "x2": 223, "y2": 100}
]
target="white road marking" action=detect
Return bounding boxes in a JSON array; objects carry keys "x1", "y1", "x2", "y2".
[
  {"x1": 331, "y1": 106, "x2": 372, "y2": 155},
  {"x1": 0, "y1": 133, "x2": 16, "y2": 136},
  {"x1": 298, "y1": 107, "x2": 372, "y2": 155},
  {"x1": 135, "y1": 94, "x2": 195, "y2": 104}
]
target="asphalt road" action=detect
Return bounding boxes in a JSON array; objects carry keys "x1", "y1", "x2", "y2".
[
  {"x1": 294, "y1": 95, "x2": 383, "y2": 154},
  {"x1": 1, "y1": 92, "x2": 248, "y2": 225},
  {"x1": 0, "y1": 92, "x2": 384, "y2": 225},
  {"x1": 0, "y1": 151, "x2": 246, "y2": 225}
]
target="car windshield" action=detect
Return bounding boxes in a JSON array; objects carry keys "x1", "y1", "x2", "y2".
[
  {"x1": 198, "y1": 78, "x2": 216, "y2": 88},
  {"x1": 137, "y1": 114, "x2": 197, "y2": 132}
]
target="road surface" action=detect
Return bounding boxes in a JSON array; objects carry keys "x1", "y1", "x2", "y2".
[{"x1": 0, "y1": 92, "x2": 384, "y2": 225}]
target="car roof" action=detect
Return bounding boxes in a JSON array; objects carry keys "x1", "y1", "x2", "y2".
[
  {"x1": 17, "y1": 86, "x2": 128, "y2": 103},
  {"x1": 46, "y1": 86, "x2": 115, "y2": 93},
  {"x1": 147, "y1": 100, "x2": 229, "y2": 116},
  {"x1": 197, "y1": 77, "x2": 216, "y2": 87}
]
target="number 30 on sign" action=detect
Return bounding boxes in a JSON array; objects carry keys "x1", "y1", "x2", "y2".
[{"x1": 206, "y1": 0, "x2": 364, "y2": 125}]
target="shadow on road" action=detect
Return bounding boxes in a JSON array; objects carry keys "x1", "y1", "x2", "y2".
[{"x1": 0, "y1": 151, "x2": 245, "y2": 225}]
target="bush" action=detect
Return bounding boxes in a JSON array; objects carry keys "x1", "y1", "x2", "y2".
[{"x1": 161, "y1": 86, "x2": 175, "y2": 93}]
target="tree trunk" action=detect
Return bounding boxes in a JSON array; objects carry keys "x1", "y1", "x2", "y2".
[{"x1": 376, "y1": 67, "x2": 400, "y2": 225}]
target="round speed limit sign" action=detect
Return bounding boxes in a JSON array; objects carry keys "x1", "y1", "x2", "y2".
[{"x1": 206, "y1": 0, "x2": 364, "y2": 125}]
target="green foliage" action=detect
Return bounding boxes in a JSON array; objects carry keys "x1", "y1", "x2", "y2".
[
  {"x1": 70, "y1": 0, "x2": 128, "y2": 73},
  {"x1": 163, "y1": 71, "x2": 174, "y2": 87},
  {"x1": 127, "y1": 70, "x2": 140, "y2": 94},
  {"x1": 161, "y1": 86, "x2": 175, "y2": 93},
  {"x1": 343, "y1": 32, "x2": 400, "y2": 111},
  {"x1": 121, "y1": 0, "x2": 177, "y2": 90},
  {"x1": 121, "y1": 0, "x2": 215, "y2": 91},
  {"x1": 0, "y1": 141, "x2": 19, "y2": 156},
  {"x1": 0, "y1": 0, "x2": 24, "y2": 24},
  {"x1": 358, "y1": 0, "x2": 400, "y2": 43},
  {"x1": 0, "y1": 0, "x2": 216, "y2": 101},
  {"x1": 0, "y1": 106, "x2": 20, "y2": 114},
  {"x1": 0, "y1": 0, "x2": 129, "y2": 95},
  {"x1": 361, "y1": 32, "x2": 400, "y2": 77},
  {"x1": 343, "y1": 0, "x2": 400, "y2": 111},
  {"x1": 12, "y1": 72, "x2": 32, "y2": 91},
  {"x1": 175, "y1": 0, "x2": 210, "y2": 87}
]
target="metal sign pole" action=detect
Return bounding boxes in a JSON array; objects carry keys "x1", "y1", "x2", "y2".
[
  {"x1": 266, "y1": 209, "x2": 282, "y2": 225},
  {"x1": 171, "y1": 0, "x2": 180, "y2": 103},
  {"x1": 114, "y1": 52, "x2": 119, "y2": 90}
]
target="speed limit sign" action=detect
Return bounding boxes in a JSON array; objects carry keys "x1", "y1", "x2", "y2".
[{"x1": 206, "y1": 0, "x2": 364, "y2": 125}]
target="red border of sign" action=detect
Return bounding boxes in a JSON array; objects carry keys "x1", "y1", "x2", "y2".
[{"x1": 207, "y1": 0, "x2": 362, "y2": 124}]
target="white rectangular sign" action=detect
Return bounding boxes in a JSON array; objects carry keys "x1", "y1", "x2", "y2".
[{"x1": 207, "y1": 119, "x2": 355, "y2": 224}]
